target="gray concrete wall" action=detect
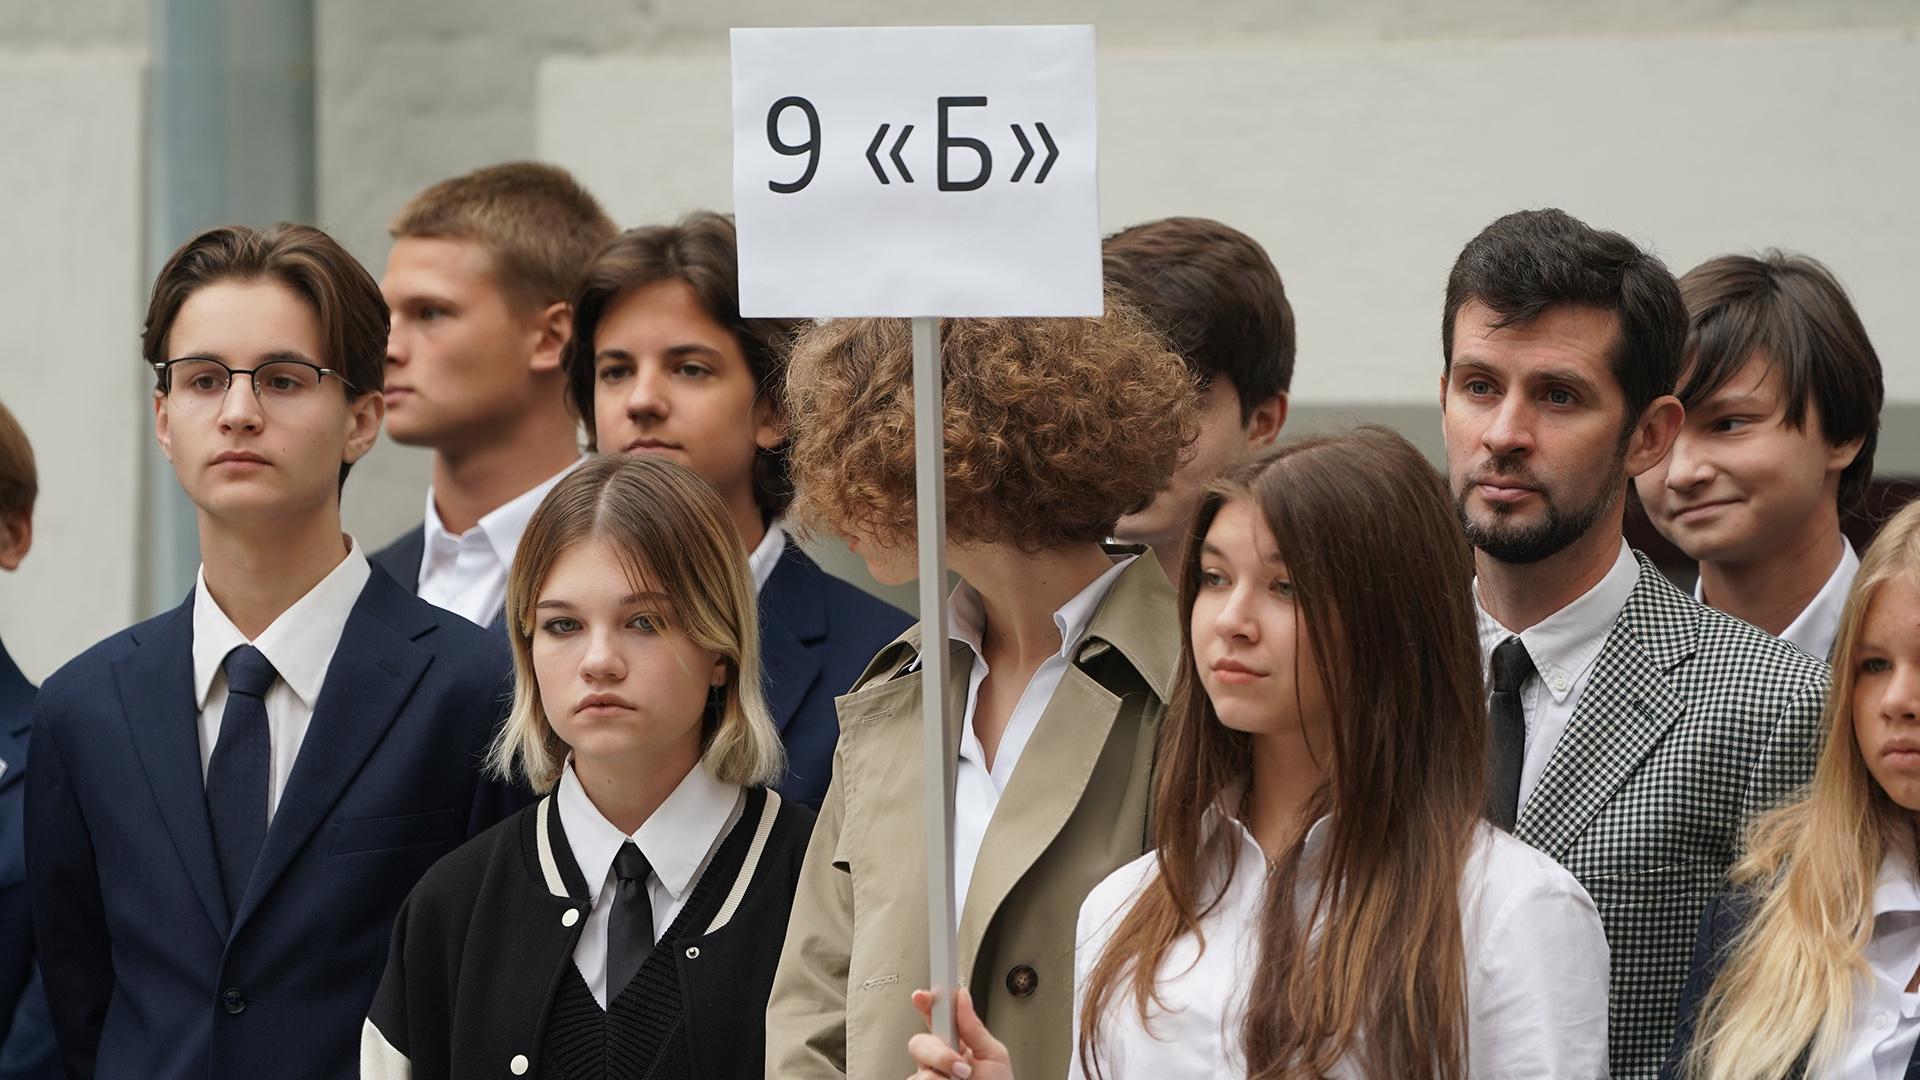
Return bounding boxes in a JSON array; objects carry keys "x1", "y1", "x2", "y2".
[
  {"x1": 0, "y1": 2, "x2": 149, "y2": 681},
  {"x1": 318, "y1": 0, "x2": 1920, "y2": 563}
]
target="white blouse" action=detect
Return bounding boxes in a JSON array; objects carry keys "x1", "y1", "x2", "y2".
[
  {"x1": 1071, "y1": 807, "x2": 1611, "y2": 1079},
  {"x1": 1825, "y1": 849, "x2": 1920, "y2": 1079}
]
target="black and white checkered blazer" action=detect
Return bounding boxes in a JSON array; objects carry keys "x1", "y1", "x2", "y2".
[{"x1": 1512, "y1": 551, "x2": 1829, "y2": 1079}]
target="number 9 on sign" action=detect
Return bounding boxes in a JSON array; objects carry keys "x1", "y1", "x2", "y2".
[{"x1": 766, "y1": 96, "x2": 820, "y2": 194}]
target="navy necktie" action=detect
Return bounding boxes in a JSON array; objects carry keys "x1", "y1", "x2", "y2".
[
  {"x1": 207, "y1": 645, "x2": 276, "y2": 914},
  {"x1": 606, "y1": 841, "x2": 655, "y2": 1002},
  {"x1": 1486, "y1": 636, "x2": 1536, "y2": 831}
]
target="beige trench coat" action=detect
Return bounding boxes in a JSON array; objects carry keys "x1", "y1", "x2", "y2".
[{"x1": 765, "y1": 551, "x2": 1179, "y2": 1079}]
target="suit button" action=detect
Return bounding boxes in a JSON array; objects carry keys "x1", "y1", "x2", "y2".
[
  {"x1": 1005, "y1": 965, "x2": 1038, "y2": 998},
  {"x1": 221, "y1": 988, "x2": 246, "y2": 1015}
]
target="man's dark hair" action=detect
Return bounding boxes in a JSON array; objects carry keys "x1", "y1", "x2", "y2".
[
  {"x1": 1677, "y1": 251, "x2": 1883, "y2": 511},
  {"x1": 1103, "y1": 216, "x2": 1294, "y2": 422},
  {"x1": 563, "y1": 212, "x2": 803, "y2": 520},
  {"x1": 1443, "y1": 209, "x2": 1686, "y2": 426}
]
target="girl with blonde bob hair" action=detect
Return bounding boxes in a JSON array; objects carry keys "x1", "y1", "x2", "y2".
[
  {"x1": 364, "y1": 455, "x2": 816, "y2": 1080},
  {"x1": 1668, "y1": 498, "x2": 1920, "y2": 1080}
]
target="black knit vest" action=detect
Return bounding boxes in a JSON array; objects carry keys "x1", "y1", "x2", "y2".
[{"x1": 540, "y1": 792, "x2": 757, "y2": 1080}]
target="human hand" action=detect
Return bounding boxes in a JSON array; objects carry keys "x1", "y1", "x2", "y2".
[{"x1": 904, "y1": 987, "x2": 1016, "y2": 1080}]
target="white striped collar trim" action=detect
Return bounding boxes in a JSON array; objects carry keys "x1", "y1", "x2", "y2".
[
  {"x1": 535, "y1": 796, "x2": 567, "y2": 898},
  {"x1": 705, "y1": 790, "x2": 782, "y2": 935}
]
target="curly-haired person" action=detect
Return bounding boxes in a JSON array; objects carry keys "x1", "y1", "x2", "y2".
[{"x1": 764, "y1": 304, "x2": 1200, "y2": 1080}]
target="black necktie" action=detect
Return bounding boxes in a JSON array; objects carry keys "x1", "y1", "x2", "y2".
[
  {"x1": 1486, "y1": 636, "x2": 1536, "y2": 831},
  {"x1": 606, "y1": 841, "x2": 655, "y2": 1001},
  {"x1": 207, "y1": 645, "x2": 276, "y2": 913}
]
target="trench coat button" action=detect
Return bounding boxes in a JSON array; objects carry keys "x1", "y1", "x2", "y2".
[
  {"x1": 510, "y1": 1053, "x2": 529, "y2": 1074},
  {"x1": 562, "y1": 908, "x2": 580, "y2": 927},
  {"x1": 1005, "y1": 965, "x2": 1038, "y2": 998},
  {"x1": 220, "y1": 987, "x2": 246, "y2": 1015},
  {"x1": 685, "y1": 946, "x2": 701, "y2": 959}
]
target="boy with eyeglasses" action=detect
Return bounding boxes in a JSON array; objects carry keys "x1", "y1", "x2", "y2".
[{"x1": 26, "y1": 224, "x2": 525, "y2": 1080}]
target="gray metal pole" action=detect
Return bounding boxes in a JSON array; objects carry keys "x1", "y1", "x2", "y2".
[
  {"x1": 140, "y1": 0, "x2": 316, "y2": 614},
  {"x1": 912, "y1": 314, "x2": 959, "y2": 1046}
]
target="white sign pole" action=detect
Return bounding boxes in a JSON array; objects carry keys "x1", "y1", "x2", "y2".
[
  {"x1": 910, "y1": 314, "x2": 958, "y2": 1046},
  {"x1": 730, "y1": 23, "x2": 1099, "y2": 1058}
]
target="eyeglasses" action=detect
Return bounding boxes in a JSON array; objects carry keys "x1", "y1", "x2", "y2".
[{"x1": 153, "y1": 358, "x2": 359, "y2": 410}]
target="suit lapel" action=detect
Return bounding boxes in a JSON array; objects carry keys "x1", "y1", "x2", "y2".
[
  {"x1": 758, "y1": 545, "x2": 826, "y2": 733},
  {"x1": 957, "y1": 666, "x2": 1120, "y2": 969},
  {"x1": 114, "y1": 598, "x2": 232, "y2": 936},
  {"x1": 232, "y1": 572, "x2": 433, "y2": 932},
  {"x1": 1516, "y1": 555, "x2": 1696, "y2": 860}
]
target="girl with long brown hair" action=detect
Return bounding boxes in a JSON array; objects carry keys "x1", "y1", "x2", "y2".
[
  {"x1": 1667, "y1": 498, "x2": 1920, "y2": 1079},
  {"x1": 906, "y1": 427, "x2": 1610, "y2": 1079}
]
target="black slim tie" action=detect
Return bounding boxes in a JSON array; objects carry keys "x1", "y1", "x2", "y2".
[
  {"x1": 1486, "y1": 636, "x2": 1536, "y2": 831},
  {"x1": 606, "y1": 841, "x2": 655, "y2": 1001},
  {"x1": 207, "y1": 645, "x2": 277, "y2": 913}
]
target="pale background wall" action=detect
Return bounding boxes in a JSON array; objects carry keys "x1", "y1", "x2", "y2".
[
  {"x1": 0, "y1": 2, "x2": 149, "y2": 682},
  {"x1": 3, "y1": 0, "x2": 1916, "y2": 677}
]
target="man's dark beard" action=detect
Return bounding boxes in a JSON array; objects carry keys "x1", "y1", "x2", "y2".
[{"x1": 1455, "y1": 453, "x2": 1625, "y2": 565}]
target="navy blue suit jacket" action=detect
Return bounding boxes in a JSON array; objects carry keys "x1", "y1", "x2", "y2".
[
  {"x1": 0, "y1": 640, "x2": 59, "y2": 1078},
  {"x1": 25, "y1": 565, "x2": 528, "y2": 1080},
  {"x1": 759, "y1": 543, "x2": 910, "y2": 810}
]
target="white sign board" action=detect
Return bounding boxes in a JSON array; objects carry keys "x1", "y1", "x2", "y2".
[{"x1": 731, "y1": 25, "x2": 1100, "y2": 318}]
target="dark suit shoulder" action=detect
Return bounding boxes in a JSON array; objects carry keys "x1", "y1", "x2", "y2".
[
  {"x1": 33, "y1": 606, "x2": 180, "y2": 708},
  {"x1": 366, "y1": 568, "x2": 509, "y2": 670},
  {"x1": 1686, "y1": 600, "x2": 1831, "y2": 686},
  {"x1": 370, "y1": 525, "x2": 425, "y2": 587},
  {"x1": 778, "y1": 547, "x2": 909, "y2": 626}
]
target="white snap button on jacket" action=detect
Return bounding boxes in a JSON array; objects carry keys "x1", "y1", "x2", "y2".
[
  {"x1": 562, "y1": 908, "x2": 579, "y2": 927},
  {"x1": 685, "y1": 946, "x2": 701, "y2": 959},
  {"x1": 511, "y1": 1053, "x2": 529, "y2": 1074}
]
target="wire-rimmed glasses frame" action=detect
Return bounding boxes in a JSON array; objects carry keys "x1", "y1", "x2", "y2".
[{"x1": 152, "y1": 357, "x2": 361, "y2": 411}]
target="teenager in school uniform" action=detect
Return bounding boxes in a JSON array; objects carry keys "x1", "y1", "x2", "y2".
[
  {"x1": 907, "y1": 427, "x2": 1611, "y2": 1080},
  {"x1": 562, "y1": 212, "x2": 909, "y2": 811},
  {"x1": 1634, "y1": 251, "x2": 1885, "y2": 663},
  {"x1": 26, "y1": 224, "x2": 524, "y2": 1080},
  {"x1": 1667, "y1": 498, "x2": 1920, "y2": 1079},
  {"x1": 373, "y1": 163, "x2": 614, "y2": 630},
  {"x1": 363, "y1": 455, "x2": 814, "y2": 1080},
  {"x1": 764, "y1": 307, "x2": 1201, "y2": 1079}
]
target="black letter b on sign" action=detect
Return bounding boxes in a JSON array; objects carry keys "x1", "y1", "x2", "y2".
[{"x1": 937, "y1": 96, "x2": 991, "y2": 192}]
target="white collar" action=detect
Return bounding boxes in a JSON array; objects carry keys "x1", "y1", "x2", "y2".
[
  {"x1": 1873, "y1": 843, "x2": 1920, "y2": 921},
  {"x1": 1475, "y1": 539, "x2": 1639, "y2": 702},
  {"x1": 748, "y1": 522, "x2": 787, "y2": 596},
  {"x1": 555, "y1": 760, "x2": 745, "y2": 904},
  {"x1": 422, "y1": 457, "x2": 585, "y2": 569},
  {"x1": 191, "y1": 538, "x2": 371, "y2": 709},
  {"x1": 1694, "y1": 538, "x2": 1858, "y2": 660},
  {"x1": 945, "y1": 553, "x2": 1138, "y2": 663}
]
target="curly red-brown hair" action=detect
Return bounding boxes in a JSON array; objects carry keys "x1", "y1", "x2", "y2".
[{"x1": 784, "y1": 302, "x2": 1199, "y2": 552}]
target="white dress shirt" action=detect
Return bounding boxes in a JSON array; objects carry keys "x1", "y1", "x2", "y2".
[
  {"x1": 947, "y1": 553, "x2": 1137, "y2": 915},
  {"x1": 1695, "y1": 538, "x2": 1858, "y2": 662},
  {"x1": 1828, "y1": 848, "x2": 1920, "y2": 1080},
  {"x1": 416, "y1": 459, "x2": 582, "y2": 626},
  {"x1": 1072, "y1": 798, "x2": 1611, "y2": 1079},
  {"x1": 555, "y1": 761, "x2": 745, "y2": 1009},
  {"x1": 1475, "y1": 539, "x2": 1639, "y2": 809},
  {"x1": 191, "y1": 538, "x2": 370, "y2": 822},
  {"x1": 749, "y1": 522, "x2": 787, "y2": 596}
]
